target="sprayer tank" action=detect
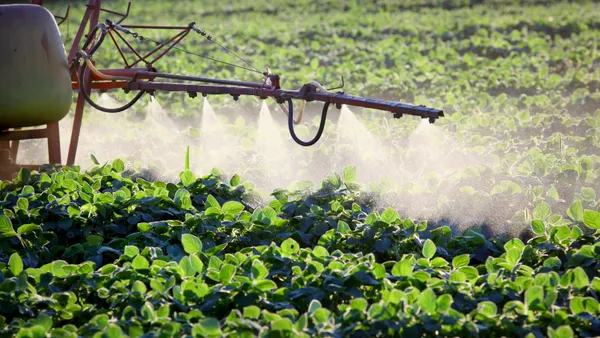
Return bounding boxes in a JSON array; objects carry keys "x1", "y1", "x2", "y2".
[{"x1": 0, "y1": 4, "x2": 72, "y2": 129}]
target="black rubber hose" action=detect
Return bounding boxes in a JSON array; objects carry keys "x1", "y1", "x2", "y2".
[
  {"x1": 82, "y1": 23, "x2": 107, "y2": 56},
  {"x1": 287, "y1": 98, "x2": 330, "y2": 147},
  {"x1": 78, "y1": 61, "x2": 146, "y2": 113}
]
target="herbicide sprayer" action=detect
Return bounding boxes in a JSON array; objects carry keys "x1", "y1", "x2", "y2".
[{"x1": 0, "y1": 0, "x2": 444, "y2": 180}]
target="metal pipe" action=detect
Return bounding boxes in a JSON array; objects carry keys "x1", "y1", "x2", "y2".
[{"x1": 132, "y1": 71, "x2": 274, "y2": 89}]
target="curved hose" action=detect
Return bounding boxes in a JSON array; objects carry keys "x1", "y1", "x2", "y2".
[
  {"x1": 287, "y1": 98, "x2": 330, "y2": 147},
  {"x1": 82, "y1": 23, "x2": 107, "y2": 56},
  {"x1": 78, "y1": 60, "x2": 146, "y2": 113}
]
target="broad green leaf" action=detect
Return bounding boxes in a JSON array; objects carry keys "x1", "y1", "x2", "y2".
[
  {"x1": 206, "y1": 195, "x2": 220, "y2": 209},
  {"x1": 222, "y1": 201, "x2": 244, "y2": 215},
  {"x1": 132, "y1": 255, "x2": 149, "y2": 270},
  {"x1": 531, "y1": 220, "x2": 545, "y2": 235},
  {"x1": 124, "y1": 246, "x2": 139, "y2": 258},
  {"x1": 525, "y1": 285, "x2": 544, "y2": 310},
  {"x1": 392, "y1": 260, "x2": 413, "y2": 277},
  {"x1": 271, "y1": 318, "x2": 292, "y2": 332},
  {"x1": 180, "y1": 170, "x2": 196, "y2": 187},
  {"x1": 506, "y1": 248, "x2": 522, "y2": 266},
  {"x1": 452, "y1": 254, "x2": 470, "y2": 268},
  {"x1": 418, "y1": 288, "x2": 437, "y2": 313},
  {"x1": 583, "y1": 210, "x2": 600, "y2": 229},
  {"x1": 112, "y1": 159, "x2": 125, "y2": 173},
  {"x1": 422, "y1": 239, "x2": 436, "y2": 259},
  {"x1": 251, "y1": 259, "x2": 268, "y2": 280},
  {"x1": 16, "y1": 198, "x2": 28, "y2": 211},
  {"x1": 571, "y1": 267, "x2": 589, "y2": 288},
  {"x1": 181, "y1": 234, "x2": 203, "y2": 254},
  {"x1": 141, "y1": 302, "x2": 157, "y2": 322},
  {"x1": 255, "y1": 279, "x2": 277, "y2": 291},
  {"x1": 549, "y1": 325, "x2": 574, "y2": 338},
  {"x1": 477, "y1": 301, "x2": 497, "y2": 316},
  {"x1": 281, "y1": 238, "x2": 299, "y2": 256},
  {"x1": 17, "y1": 223, "x2": 41, "y2": 235},
  {"x1": 437, "y1": 294, "x2": 453, "y2": 313},
  {"x1": 8, "y1": 253, "x2": 23, "y2": 276},
  {"x1": 337, "y1": 221, "x2": 350, "y2": 234},
  {"x1": 0, "y1": 216, "x2": 15, "y2": 235},
  {"x1": 243, "y1": 306, "x2": 260, "y2": 319},
  {"x1": 533, "y1": 202, "x2": 551, "y2": 220},
  {"x1": 380, "y1": 208, "x2": 399, "y2": 224},
  {"x1": 567, "y1": 200, "x2": 583, "y2": 222},
  {"x1": 343, "y1": 165, "x2": 357, "y2": 182},
  {"x1": 219, "y1": 264, "x2": 235, "y2": 284}
]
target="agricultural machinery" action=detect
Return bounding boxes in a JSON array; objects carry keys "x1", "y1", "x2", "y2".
[{"x1": 0, "y1": 0, "x2": 444, "y2": 180}]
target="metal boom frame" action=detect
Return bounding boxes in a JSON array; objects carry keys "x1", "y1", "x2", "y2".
[{"x1": 0, "y1": 0, "x2": 443, "y2": 180}]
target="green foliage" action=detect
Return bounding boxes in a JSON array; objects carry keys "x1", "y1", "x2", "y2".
[{"x1": 2, "y1": 0, "x2": 600, "y2": 336}]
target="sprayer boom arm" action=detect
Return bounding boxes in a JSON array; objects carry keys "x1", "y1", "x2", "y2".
[{"x1": 122, "y1": 73, "x2": 443, "y2": 121}]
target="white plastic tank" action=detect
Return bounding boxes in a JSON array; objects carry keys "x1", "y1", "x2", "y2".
[{"x1": 0, "y1": 4, "x2": 72, "y2": 129}]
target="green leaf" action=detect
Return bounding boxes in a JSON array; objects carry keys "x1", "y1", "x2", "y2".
[
  {"x1": 181, "y1": 234, "x2": 203, "y2": 254},
  {"x1": 17, "y1": 223, "x2": 41, "y2": 235},
  {"x1": 533, "y1": 202, "x2": 551, "y2": 220},
  {"x1": 343, "y1": 165, "x2": 357, "y2": 182},
  {"x1": 567, "y1": 200, "x2": 583, "y2": 222},
  {"x1": 281, "y1": 238, "x2": 299, "y2": 256},
  {"x1": 112, "y1": 158, "x2": 125, "y2": 173},
  {"x1": 124, "y1": 246, "x2": 139, "y2": 258},
  {"x1": 16, "y1": 198, "x2": 28, "y2": 211},
  {"x1": 0, "y1": 215, "x2": 15, "y2": 236},
  {"x1": 506, "y1": 247, "x2": 522, "y2": 266},
  {"x1": 230, "y1": 174, "x2": 241, "y2": 186},
  {"x1": 583, "y1": 210, "x2": 600, "y2": 229},
  {"x1": 571, "y1": 267, "x2": 589, "y2": 288},
  {"x1": 197, "y1": 318, "x2": 220, "y2": 336},
  {"x1": 422, "y1": 239, "x2": 436, "y2": 259},
  {"x1": 525, "y1": 285, "x2": 544, "y2": 311},
  {"x1": 132, "y1": 255, "x2": 149, "y2": 270},
  {"x1": 141, "y1": 302, "x2": 157, "y2": 322},
  {"x1": 8, "y1": 253, "x2": 23, "y2": 276},
  {"x1": 222, "y1": 201, "x2": 244, "y2": 215},
  {"x1": 184, "y1": 146, "x2": 191, "y2": 171},
  {"x1": 452, "y1": 254, "x2": 470, "y2": 268},
  {"x1": 206, "y1": 195, "x2": 220, "y2": 209},
  {"x1": 418, "y1": 288, "x2": 437, "y2": 313},
  {"x1": 581, "y1": 187, "x2": 596, "y2": 201},
  {"x1": 272, "y1": 318, "x2": 292, "y2": 332},
  {"x1": 549, "y1": 325, "x2": 574, "y2": 338},
  {"x1": 243, "y1": 306, "x2": 261, "y2": 319},
  {"x1": 219, "y1": 264, "x2": 235, "y2": 284},
  {"x1": 255, "y1": 279, "x2": 277, "y2": 291},
  {"x1": 180, "y1": 170, "x2": 196, "y2": 187},
  {"x1": 531, "y1": 220, "x2": 545, "y2": 235},
  {"x1": 337, "y1": 221, "x2": 350, "y2": 234},
  {"x1": 251, "y1": 259, "x2": 268, "y2": 280},
  {"x1": 137, "y1": 222, "x2": 151, "y2": 232},
  {"x1": 392, "y1": 260, "x2": 413, "y2": 277},
  {"x1": 437, "y1": 294, "x2": 453, "y2": 313},
  {"x1": 190, "y1": 254, "x2": 204, "y2": 274},
  {"x1": 477, "y1": 301, "x2": 497, "y2": 316},
  {"x1": 35, "y1": 313, "x2": 53, "y2": 331},
  {"x1": 380, "y1": 208, "x2": 399, "y2": 224}
]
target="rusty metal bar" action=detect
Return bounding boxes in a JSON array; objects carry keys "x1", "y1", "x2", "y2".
[
  {"x1": 127, "y1": 81, "x2": 443, "y2": 119},
  {"x1": 120, "y1": 25, "x2": 191, "y2": 29},
  {"x1": 129, "y1": 29, "x2": 190, "y2": 68},
  {"x1": 0, "y1": 128, "x2": 51, "y2": 141},
  {"x1": 113, "y1": 29, "x2": 150, "y2": 67},
  {"x1": 132, "y1": 71, "x2": 273, "y2": 89},
  {"x1": 107, "y1": 30, "x2": 131, "y2": 68},
  {"x1": 147, "y1": 30, "x2": 190, "y2": 65}
]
